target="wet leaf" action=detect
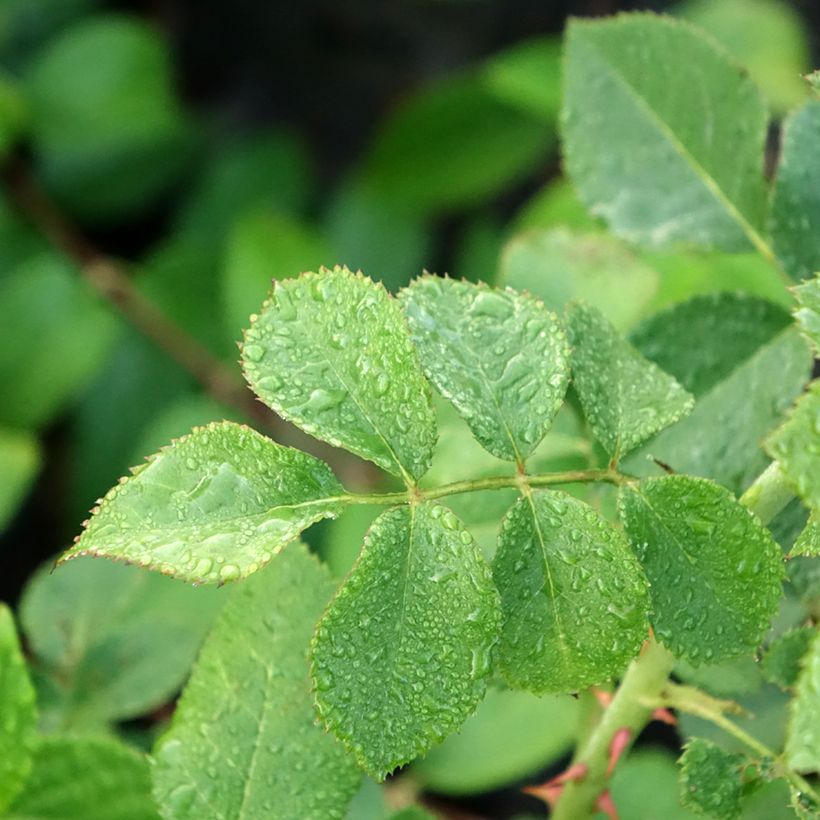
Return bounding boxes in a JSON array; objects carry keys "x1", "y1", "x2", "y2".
[
  {"x1": 563, "y1": 14, "x2": 768, "y2": 251},
  {"x1": 493, "y1": 490, "x2": 649, "y2": 693},
  {"x1": 60, "y1": 422, "x2": 344, "y2": 584},
  {"x1": 243, "y1": 266, "x2": 436, "y2": 482},
  {"x1": 400, "y1": 276, "x2": 569, "y2": 463},
  {"x1": 678, "y1": 738, "x2": 746, "y2": 819},
  {"x1": 762, "y1": 627, "x2": 815, "y2": 691},
  {"x1": 791, "y1": 513, "x2": 820, "y2": 558},
  {"x1": 311, "y1": 502, "x2": 500, "y2": 779},
  {"x1": 793, "y1": 273, "x2": 820, "y2": 355},
  {"x1": 785, "y1": 629, "x2": 820, "y2": 773},
  {"x1": 151, "y1": 543, "x2": 361, "y2": 819},
  {"x1": 566, "y1": 302, "x2": 693, "y2": 459},
  {"x1": 619, "y1": 476, "x2": 784, "y2": 663}
]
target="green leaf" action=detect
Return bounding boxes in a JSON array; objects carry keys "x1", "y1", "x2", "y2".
[
  {"x1": 361, "y1": 70, "x2": 551, "y2": 216},
  {"x1": 619, "y1": 476, "x2": 784, "y2": 663},
  {"x1": 152, "y1": 543, "x2": 361, "y2": 819},
  {"x1": 0, "y1": 255, "x2": 117, "y2": 429},
  {"x1": 511, "y1": 177, "x2": 598, "y2": 233},
  {"x1": 387, "y1": 809, "x2": 435, "y2": 820},
  {"x1": 566, "y1": 302, "x2": 693, "y2": 459},
  {"x1": 500, "y1": 228, "x2": 659, "y2": 331},
  {"x1": 0, "y1": 427, "x2": 39, "y2": 533},
  {"x1": 242, "y1": 266, "x2": 437, "y2": 482},
  {"x1": 562, "y1": 13, "x2": 768, "y2": 251},
  {"x1": 792, "y1": 514, "x2": 820, "y2": 558},
  {"x1": 679, "y1": 0, "x2": 810, "y2": 113},
  {"x1": 678, "y1": 738, "x2": 746, "y2": 819},
  {"x1": 785, "y1": 629, "x2": 820, "y2": 772},
  {"x1": 311, "y1": 502, "x2": 500, "y2": 779},
  {"x1": 0, "y1": 605, "x2": 37, "y2": 812},
  {"x1": 793, "y1": 274, "x2": 820, "y2": 354},
  {"x1": 412, "y1": 686, "x2": 579, "y2": 795},
  {"x1": 6, "y1": 735, "x2": 158, "y2": 820},
  {"x1": 807, "y1": 71, "x2": 820, "y2": 95},
  {"x1": 770, "y1": 101, "x2": 820, "y2": 281},
  {"x1": 19, "y1": 556, "x2": 223, "y2": 727},
  {"x1": 626, "y1": 326, "x2": 812, "y2": 495},
  {"x1": 25, "y1": 15, "x2": 191, "y2": 222},
  {"x1": 766, "y1": 381, "x2": 820, "y2": 511},
  {"x1": 791, "y1": 785, "x2": 820, "y2": 819},
  {"x1": 400, "y1": 276, "x2": 569, "y2": 463},
  {"x1": 61, "y1": 421, "x2": 344, "y2": 584},
  {"x1": 0, "y1": 72, "x2": 25, "y2": 159},
  {"x1": 628, "y1": 293, "x2": 792, "y2": 398},
  {"x1": 493, "y1": 490, "x2": 649, "y2": 693},
  {"x1": 762, "y1": 627, "x2": 815, "y2": 691}
]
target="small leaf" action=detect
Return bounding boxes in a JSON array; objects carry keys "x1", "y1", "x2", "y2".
[
  {"x1": 7, "y1": 736, "x2": 158, "y2": 820},
  {"x1": 0, "y1": 427, "x2": 39, "y2": 533},
  {"x1": 242, "y1": 266, "x2": 436, "y2": 482},
  {"x1": 562, "y1": 13, "x2": 768, "y2": 251},
  {"x1": 766, "y1": 381, "x2": 820, "y2": 511},
  {"x1": 151, "y1": 543, "x2": 361, "y2": 820},
  {"x1": 619, "y1": 476, "x2": 784, "y2": 663},
  {"x1": 493, "y1": 490, "x2": 649, "y2": 694},
  {"x1": 792, "y1": 513, "x2": 820, "y2": 557},
  {"x1": 793, "y1": 273, "x2": 820, "y2": 355},
  {"x1": 762, "y1": 626, "x2": 815, "y2": 691},
  {"x1": 566, "y1": 302, "x2": 693, "y2": 459},
  {"x1": 400, "y1": 276, "x2": 569, "y2": 463},
  {"x1": 61, "y1": 421, "x2": 344, "y2": 584},
  {"x1": 678, "y1": 738, "x2": 746, "y2": 819},
  {"x1": 770, "y1": 101, "x2": 820, "y2": 281},
  {"x1": 791, "y1": 784, "x2": 820, "y2": 819},
  {"x1": 785, "y1": 629, "x2": 820, "y2": 773},
  {"x1": 0, "y1": 605, "x2": 37, "y2": 812},
  {"x1": 311, "y1": 502, "x2": 500, "y2": 780}
]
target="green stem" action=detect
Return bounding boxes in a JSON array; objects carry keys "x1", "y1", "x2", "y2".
[
  {"x1": 739, "y1": 461, "x2": 795, "y2": 526},
  {"x1": 552, "y1": 639, "x2": 676, "y2": 820}
]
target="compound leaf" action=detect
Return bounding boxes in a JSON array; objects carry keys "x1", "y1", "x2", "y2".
[
  {"x1": 791, "y1": 513, "x2": 820, "y2": 558},
  {"x1": 762, "y1": 626, "x2": 815, "y2": 691},
  {"x1": 61, "y1": 421, "x2": 344, "y2": 584},
  {"x1": 793, "y1": 274, "x2": 820, "y2": 355},
  {"x1": 493, "y1": 490, "x2": 649, "y2": 694},
  {"x1": 785, "y1": 629, "x2": 820, "y2": 773},
  {"x1": 242, "y1": 266, "x2": 436, "y2": 482},
  {"x1": 400, "y1": 276, "x2": 569, "y2": 463},
  {"x1": 0, "y1": 605, "x2": 37, "y2": 813},
  {"x1": 311, "y1": 502, "x2": 500, "y2": 780},
  {"x1": 678, "y1": 738, "x2": 746, "y2": 819},
  {"x1": 566, "y1": 302, "x2": 693, "y2": 459},
  {"x1": 563, "y1": 13, "x2": 768, "y2": 252},
  {"x1": 770, "y1": 101, "x2": 820, "y2": 281},
  {"x1": 151, "y1": 543, "x2": 361, "y2": 820},
  {"x1": 766, "y1": 381, "x2": 820, "y2": 511},
  {"x1": 7, "y1": 735, "x2": 158, "y2": 820},
  {"x1": 619, "y1": 476, "x2": 783, "y2": 663}
]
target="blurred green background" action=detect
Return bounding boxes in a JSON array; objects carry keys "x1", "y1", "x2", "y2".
[{"x1": 0, "y1": 1, "x2": 817, "y2": 817}]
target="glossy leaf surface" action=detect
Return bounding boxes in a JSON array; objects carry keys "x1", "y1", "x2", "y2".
[
  {"x1": 791, "y1": 513, "x2": 820, "y2": 557},
  {"x1": 678, "y1": 738, "x2": 745, "y2": 819},
  {"x1": 793, "y1": 273, "x2": 820, "y2": 355},
  {"x1": 785, "y1": 630, "x2": 820, "y2": 773}
]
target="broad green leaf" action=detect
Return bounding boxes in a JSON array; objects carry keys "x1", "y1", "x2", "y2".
[
  {"x1": 675, "y1": 655, "x2": 762, "y2": 699},
  {"x1": 762, "y1": 627, "x2": 815, "y2": 691},
  {"x1": 629, "y1": 293, "x2": 791, "y2": 398},
  {"x1": 25, "y1": 15, "x2": 192, "y2": 222},
  {"x1": 152, "y1": 543, "x2": 361, "y2": 819},
  {"x1": 785, "y1": 629, "x2": 820, "y2": 772},
  {"x1": 679, "y1": 0, "x2": 810, "y2": 113},
  {"x1": 223, "y1": 209, "x2": 331, "y2": 343},
  {"x1": 766, "y1": 381, "x2": 820, "y2": 511},
  {"x1": 793, "y1": 274, "x2": 820, "y2": 354},
  {"x1": 61, "y1": 421, "x2": 344, "y2": 584},
  {"x1": 0, "y1": 605, "x2": 37, "y2": 812},
  {"x1": 6, "y1": 735, "x2": 158, "y2": 820},
  {"x1": 0, "y1": 255, "x2": 117, "y2": 429},
  {"x1": 493, "y1": 490, "x2": 649, "y2": 693},
  {"x1": 500, "y1": 228, "x2": 659, "y2": 331},
  {"x1": 400, "y1": 276, "x2": 569, "y2": 463},
  {"x1": 770, "y1": 101, "x2": 820, "y2": 281},
  {"x1": 619, "y1": 476, "x2": 784, "y2": 662},
  {"x1": 792, "y1": 514, "x2": 820, "y2": 558},
  {"x1": 678, "y1": 738, "x2": 746, "y2": 819},
  {"x1": 566, "y1": 302, "x2": 693, "y2": 459},
  {"x1": 360, "y1": 70, "x2": 551, "y2": 216},
  {"x1": 20, "y1": 556, "x2": 223, "y2": 727},
  {"x1": 625, "y1": 327, "x2": 812, "y2": 495},
  {"x1": 412, "y1": 686, "x2": 579, "y2": 795},
  {"x1": 311, "y1": 502, "x2": 500, "y2": 779},
  {"x1": 0, "y1": 427, "x2": 39, "y2": 533},
  {"x1": 242, "y1": 266, "x2": 437, "y2": 482},
  {"x1": 563, "y1": 14, "x2": 768, "y2": 251}
]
